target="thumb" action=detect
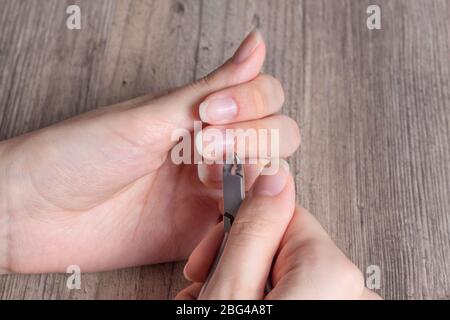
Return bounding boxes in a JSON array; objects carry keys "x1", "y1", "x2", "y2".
[
  {"x1": 199, "y1": 161, "x2": 295, "y2": 299},
  {"x1": 124, "y1": 29, "x2": 266, "y2": 137}
]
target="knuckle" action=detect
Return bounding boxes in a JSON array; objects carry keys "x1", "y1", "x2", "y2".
[
  {"x1": 281, "y1": 115, "x2": 301, "y2": 149},
  {"x1": 346, "y1": 261, "x2": 365, "y2": 286},
  {"x1": 330, "y1": 256, "x2": 364, "y2": 298},
  {"x1": 249, "y1": 75, "x2": 285, "y2": 116},
  {"x1": 250, "y1": 83, "x2": 269, "y2": 116},
  {"x1": 229, "y1": 204, "x2": 275, "y2": 241},
  {"x1": 294, "y1": 241, "x2": 365, "y2": 298},
  {"x1": 335, "y1": 258, "x2": 365, "y2": 297},
  {"x1": 271, "y1": 77, "x2": 286, "y2": 105},
  {"x1": 258, "y1": 74, "x2": 285, "y2": 106},
  {"x1": 229, "y1": 219, "x2": 271, "y2": 242},
  {"x1": 292, "y1": 122, "x2": 301, "y2": 149}
]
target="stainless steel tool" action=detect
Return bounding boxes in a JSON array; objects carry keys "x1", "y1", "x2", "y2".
[{"x1": 198, "y1": 154, "x2": 272, "y2": 298}]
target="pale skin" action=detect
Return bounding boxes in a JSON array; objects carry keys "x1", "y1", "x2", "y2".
[
  {"x1": 0, "y1": 31, "x2": 380, "y2": 299},
  {"x1": 178, "y1": 168, "x2": 381, "y2": 300}
]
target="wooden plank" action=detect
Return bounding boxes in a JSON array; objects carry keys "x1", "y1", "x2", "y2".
[{"x1": 0, "y1": 0, "x2": 449, "y2": 299}]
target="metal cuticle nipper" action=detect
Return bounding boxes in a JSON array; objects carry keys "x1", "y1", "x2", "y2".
[{"x1": 199, "y1": 154, "x2": 272, "y2": 298}]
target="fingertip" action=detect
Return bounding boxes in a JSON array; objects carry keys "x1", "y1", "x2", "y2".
[
  {"x1": 228, "y1": 29, "x2": 266, "y2": 84},
  {"x1": 145, "y1": 30, "x2": 266, "y2": 137},
  {"x1": 183, "y1": 262, "x2": 193, "y2": 282},
  {"x1": 253, "y1": 159, "x2": 290, "y2": 197},
  {"x1": 231, "y1": 29, "x2": 265, "y2": 64},
  {"x1": 175, "y1": 283, "x2": 203, "y2": 300}
]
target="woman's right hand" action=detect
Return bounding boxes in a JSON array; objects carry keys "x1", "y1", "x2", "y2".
[{"x1": 179, "y1": 164, "x2": 382, "y2": 300}]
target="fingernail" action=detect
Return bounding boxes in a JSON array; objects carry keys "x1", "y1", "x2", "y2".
[
  {"x1": 199, "y1": 97, "x2": 238, "y2": 123},
  {"x1": 253, "y1": 160, "x2": 289, "y2": 196},
  {"x1": 183, "y1": 263, "x2": 192, "y2": 281},
  {"x1": 195, "y1": 128, "x2": 235, "y2": 161},
  {"x1": 231, "y1": 29, "x2": 262, "y2": 64}
]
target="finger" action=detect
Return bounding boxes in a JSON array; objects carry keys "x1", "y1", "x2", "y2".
[
  {"x1": 200, "y1": 161, "x2": 295, "y2": 299},
  {"x1": 196, "y1": 115, "x2": 300, "y2": 162},
  {"x1": 199, "y1": 74, "x2": 285, "y2": 125},
  {"x1": 360, "y1": 288, "x2": 383, "y2": 300},
  {"x1": 174, "y1": 283, "x2": 203, "y2": 300},
  {"x1": 26, "y1": 30, "x2": 266, "y2": 210},
  {"x1": 266, "y1": 206, "x2": 366, "y2": 300},
  {"x1": 197, "y1": 160, "x2": 270, "y2": 190},
  {"x1": 184, "y1": 223, "x2": 224, "y2": 283},
  {"x1": 123, "y1": 29, "x2": 266, "y2": 139}
]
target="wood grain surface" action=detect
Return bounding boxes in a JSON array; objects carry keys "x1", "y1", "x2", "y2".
[{"x1": 0, "y1": 0, "x2": 449, "y2": 300}]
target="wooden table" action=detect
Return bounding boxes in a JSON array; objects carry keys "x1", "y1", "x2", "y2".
[{"x1": 0, "y1": 0, "x2": 449, "y2": 300}]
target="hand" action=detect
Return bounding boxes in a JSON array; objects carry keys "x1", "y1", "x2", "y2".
[
  {"x1": 177, "y1": 165, "x2": 381, "y2": 300},
  {"x1": 0, "y1": 30, "x2": 300, "y2": 273}
]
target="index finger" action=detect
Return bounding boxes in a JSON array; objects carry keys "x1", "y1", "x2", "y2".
[{"x1": 199, "y1": 74, "x2": 285, "y2": 125}]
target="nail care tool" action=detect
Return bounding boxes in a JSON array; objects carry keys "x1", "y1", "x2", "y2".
[{"x1": 198, "y1": 154, "x2": 272, "y2": 298}]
